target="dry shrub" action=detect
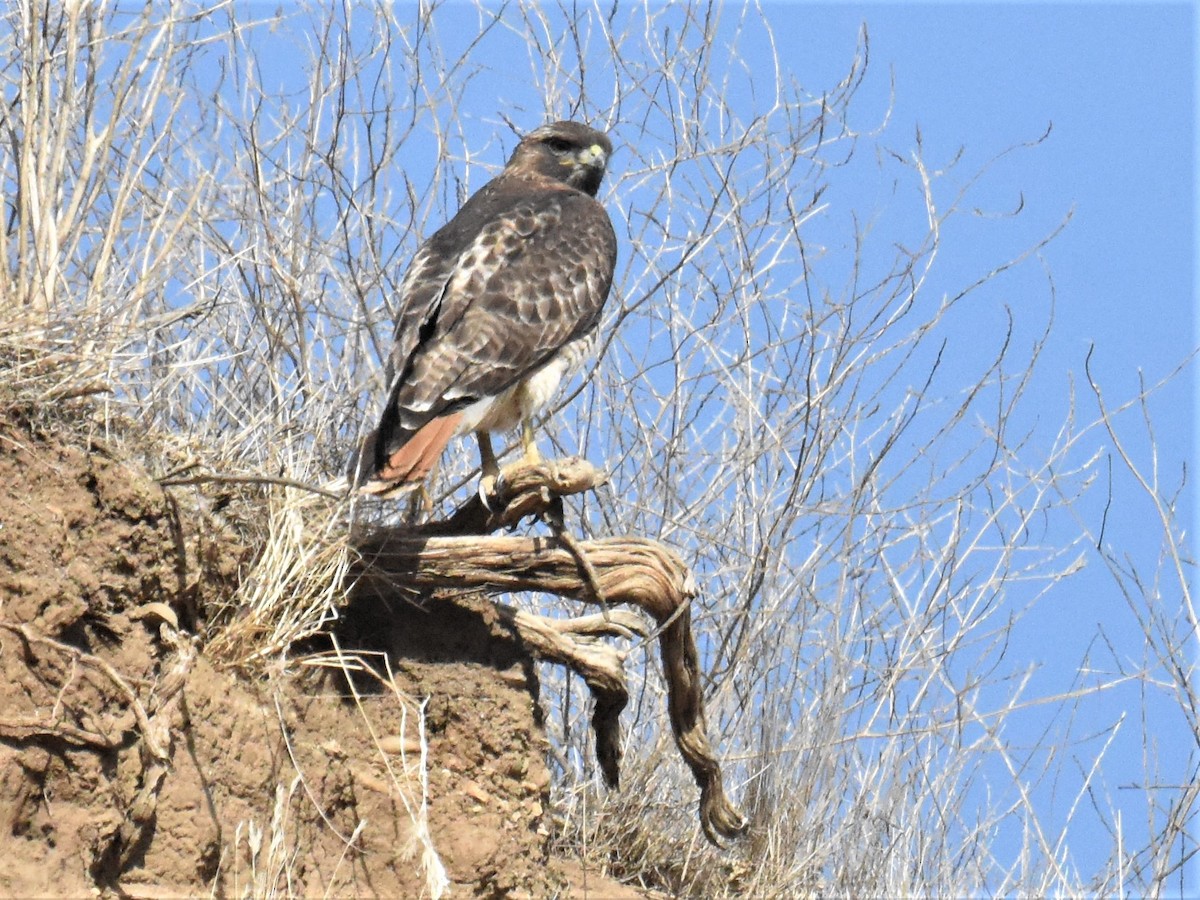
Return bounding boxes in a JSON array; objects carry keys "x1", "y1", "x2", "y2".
[{"x1": 0, "y1": 2, "x2": 1192, "y2": 897}]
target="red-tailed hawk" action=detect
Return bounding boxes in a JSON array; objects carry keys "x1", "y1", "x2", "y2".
[{"x1": 350, "y1": 121, "x2": 617, "y2": 496}]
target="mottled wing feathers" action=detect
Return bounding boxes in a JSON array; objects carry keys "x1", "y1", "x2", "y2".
[
  {"x1": 374, "y1": 183, "x2": 616, "y2": 467},
  {"x1": 350, "y1": 121, "x2": 617, "y2": 493}
]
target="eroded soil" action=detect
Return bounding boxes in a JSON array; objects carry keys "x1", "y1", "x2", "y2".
[{"x1": 0, "y1": 417, "x2": 638, "y2": 897}]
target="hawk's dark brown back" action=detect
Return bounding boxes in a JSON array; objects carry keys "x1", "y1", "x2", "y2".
[{"x1": 353, "y1": 121, "x2": 617, "y2": 489}]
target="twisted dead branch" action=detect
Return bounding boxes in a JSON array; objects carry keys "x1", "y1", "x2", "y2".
[
  {"x1": 351, "y1": 457, "x2": 748, "y2": 845},
  {"x1": 495, "y1": 604, "x2": 647, "y2": 791}
]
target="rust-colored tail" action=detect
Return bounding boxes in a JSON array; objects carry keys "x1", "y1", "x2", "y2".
[{"x1": 351, "y1": 413, "x2": 463, "y2": 496}]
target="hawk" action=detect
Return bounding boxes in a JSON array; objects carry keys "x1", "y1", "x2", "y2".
[{"x1": 350, "y1": 121, "x2": 617, "y2": 496}]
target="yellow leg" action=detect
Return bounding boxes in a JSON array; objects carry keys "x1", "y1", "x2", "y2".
[
  {"x1": 476, "y1": 431, "x2": 500, "y2": 480},
  {"x1": 476, "y1": 431, "x2": 500, "y2": 502},
  {"x1": 521, "y1": 417, "x2": 540, "y2": 464}
]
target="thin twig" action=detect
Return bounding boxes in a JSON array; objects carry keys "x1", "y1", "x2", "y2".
[{"x1": 159, "y1": 471, "x2": 346, "y2": 499}]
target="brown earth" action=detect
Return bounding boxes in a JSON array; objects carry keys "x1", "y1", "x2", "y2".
[{"x1": 0, "y1": 416, "x2": 647, "y2": 898}]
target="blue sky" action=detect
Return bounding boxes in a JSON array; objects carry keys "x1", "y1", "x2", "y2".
[
  {"x1": 795, "y1": 8, "x2": 1195, "y2": 616},
  {"x1": 754, "y1": 3, "x2": 1194, "y2": 399},
  {"x1": 761, "y1": 3, "x2": 1196, "y2": 885},
  {"x1": 837, "y1": 3, "x2": 1193, "y2": 390},
  {"x1": 768, "y1": 2, "x2": 1194, "y2": 880}
]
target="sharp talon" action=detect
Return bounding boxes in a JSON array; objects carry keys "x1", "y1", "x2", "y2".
[{"x1": 478, "y1": 472, "x2": 498, "y2": 510}]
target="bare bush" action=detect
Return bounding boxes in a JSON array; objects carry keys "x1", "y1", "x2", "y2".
[{"x1": 1, "y1": 1, "x2": 1192, "y2": 896}]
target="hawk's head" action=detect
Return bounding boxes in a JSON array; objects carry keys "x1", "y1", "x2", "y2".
[{"x1": 508, "y1": 121, "x2": 613, "y2": 197}]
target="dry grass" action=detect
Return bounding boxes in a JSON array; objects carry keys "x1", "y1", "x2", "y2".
[
  {"x1": 201, "y1": 485, "x2": 350, "y2": 670},
  {"x1": 225, "y1": 655, "x2": 447, "y2": 899},
  {"x1": 306, "y1": 646, "x2": 450, "y2": 899},
  {"x1": 1, "y1": 2, "x2": 1193, "y2": 897}
]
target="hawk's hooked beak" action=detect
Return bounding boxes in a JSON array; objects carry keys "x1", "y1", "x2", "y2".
[{"x1": 576, "y1": 143, "x2": 608, "y2": 169}]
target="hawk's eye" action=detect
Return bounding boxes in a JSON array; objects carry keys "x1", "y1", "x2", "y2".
[{"x1": 543, "y1": 137, "x2": 573, "y2": 154}]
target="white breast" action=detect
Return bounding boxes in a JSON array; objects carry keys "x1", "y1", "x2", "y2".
[{"x1": 455, "y1": 333, "x2": 594, "y2": 437}]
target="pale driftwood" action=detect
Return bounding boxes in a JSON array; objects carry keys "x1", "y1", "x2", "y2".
[
  {"x1": 495, "y1": 604, "x2": 643, "y2": 791},
  {"x1": 352, "y1": 457, "x2": 748, "y2": 845}
]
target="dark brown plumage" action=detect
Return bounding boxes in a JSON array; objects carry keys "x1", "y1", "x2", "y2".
[{"x1": 350, "y1": 121, "x2": 617, "y2": 495}]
